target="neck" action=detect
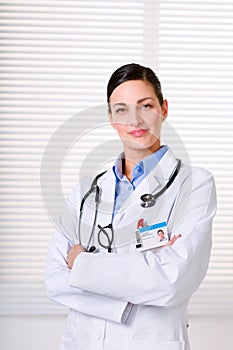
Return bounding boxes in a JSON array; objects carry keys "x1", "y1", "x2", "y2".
[{"x1": 123, "y1": 142, "x2": 161, "y2": 181}]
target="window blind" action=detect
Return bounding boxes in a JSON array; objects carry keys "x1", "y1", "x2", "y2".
[
  {"x1": 0, "y1": 0, "x2": 232, "y2": 315},
  {"x1": 0, "y1": 0, "x2": 147, "y2": 314},
  {"x1": 157, "y1": 0, "x2": 233, "y2": 314}
]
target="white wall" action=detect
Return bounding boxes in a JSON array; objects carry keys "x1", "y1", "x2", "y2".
[{"x1": 0, "y1": 314, "x2": 232, "y2": 350}]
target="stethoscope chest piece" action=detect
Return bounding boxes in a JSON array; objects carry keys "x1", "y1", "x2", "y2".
[{"x1": 140, "y1": 194, "x2": 156, "y2": 208}]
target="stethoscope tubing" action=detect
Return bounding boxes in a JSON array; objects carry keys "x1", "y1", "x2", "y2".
[
  {"x1": 78, "y1": 171, "x2": 106, "y2": 249},
  {"x1": 97, "y1": 224, "x2": 114, "y2": 252}
]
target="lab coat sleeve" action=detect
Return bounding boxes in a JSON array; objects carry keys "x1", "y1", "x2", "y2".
[
  {"x1": 69, "y1": 167, "x2": 217, "y2": 308},
  {"x1": 46, "y1": 231, "x2": 132, "y2": 323},
  {"x1": 45, "y1": 185, "x2": 131, "y2": 324}
]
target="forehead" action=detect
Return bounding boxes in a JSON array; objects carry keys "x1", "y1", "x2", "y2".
[{"x1": 109, "y1": 80, "x2": 156, "y2": 104}]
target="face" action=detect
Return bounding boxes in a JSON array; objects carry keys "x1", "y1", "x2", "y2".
[
  {"x1": 108, "y1": 80, "x2": 168, "y2": 154},
  {"x1": 158, "y1": 230, "x2": 165, "y2": 240}
]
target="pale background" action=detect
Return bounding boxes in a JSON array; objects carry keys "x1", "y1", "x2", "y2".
[{"x1": 0, "y1": 1, "x2": 233, "y2": 349}]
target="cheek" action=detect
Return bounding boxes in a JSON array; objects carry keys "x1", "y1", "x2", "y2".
[
  {"x1": 145, "y1": 115, "x2": 163, "y2": 139},
  {"x1": 112, "y1": 123, "x2": 127, "y2": 135},
  {"x1": 145, "y1": 113, "x2": 163, "y2": 128}
]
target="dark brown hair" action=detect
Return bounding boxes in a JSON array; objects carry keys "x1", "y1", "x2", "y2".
[{"x1": 107, "y1": 63, "x2": 164, "y2": 106}]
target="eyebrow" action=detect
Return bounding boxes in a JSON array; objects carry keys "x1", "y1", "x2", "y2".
[
  {"x1": 137, "y1": 97, "x2": 154, "y2": 104},
  {"x1": 112, "y1": 102, "x2": 127, "y2": 108},
  {"x1": 112, "y1": 97, "x2": 154, "y2": 108}
]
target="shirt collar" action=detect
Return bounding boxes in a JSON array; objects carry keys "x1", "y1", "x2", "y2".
[
  {"x1": 142, "y1": 145, "x2": 168, "y2": 177},
  {"x1": 112, "y1": 152, "x2": 124, "y2": 181},
  {"x1": 112, "y1": 145, "x2": 168, "y2": 181}
]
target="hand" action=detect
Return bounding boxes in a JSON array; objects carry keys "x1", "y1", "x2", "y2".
[
  {"x1": 67, "y1": 244, "x2": 86, "y2": 269},
  {"x1": 164, "y1": 234, "x2": 182, "y2": 247}
]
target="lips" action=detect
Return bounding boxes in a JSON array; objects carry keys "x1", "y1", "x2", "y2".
[{"x1": 128, "y1": 129, "x2": 148, "y2": 137}]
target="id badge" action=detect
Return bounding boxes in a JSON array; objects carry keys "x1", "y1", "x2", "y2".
[{"x1": 135, "y1": 221, "x2": 168, "y2": 252}]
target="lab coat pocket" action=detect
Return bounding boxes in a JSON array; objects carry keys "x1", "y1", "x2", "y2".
[{"x1": 124, "y1": 338, "x2": 185, "y2": 350}]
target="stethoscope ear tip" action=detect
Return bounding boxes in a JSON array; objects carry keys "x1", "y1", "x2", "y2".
[{"x1": 88, "y1": 246, "x2": 97, "y2": 253}]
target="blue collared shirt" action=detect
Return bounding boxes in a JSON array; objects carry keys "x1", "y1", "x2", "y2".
[{"x1": 112, "y1": 145, "x2": 168, "y2": 215}]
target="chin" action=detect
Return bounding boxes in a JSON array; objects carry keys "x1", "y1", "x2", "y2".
[{"x1": 124, "y1": 138, "x2": 159, "y2": 152}]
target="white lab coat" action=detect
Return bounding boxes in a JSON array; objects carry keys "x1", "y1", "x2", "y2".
[{"x1": 45, "y1": 148, "x2": 217, "y2": 350}]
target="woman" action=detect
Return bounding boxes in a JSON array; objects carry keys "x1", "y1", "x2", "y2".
[{"x1": 46, "y1": 63, "x2": 216, "y2": 350}]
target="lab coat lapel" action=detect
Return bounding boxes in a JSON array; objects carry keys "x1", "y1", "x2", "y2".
[{"x1": 96, "y1": 170, "x2": 116, "y2": 225}]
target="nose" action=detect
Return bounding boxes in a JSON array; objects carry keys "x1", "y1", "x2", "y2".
[{"x1": 128, "y1": 105, "x2": 142, "y2": 126}]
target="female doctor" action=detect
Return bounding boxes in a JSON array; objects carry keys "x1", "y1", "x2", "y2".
[{"x1": 46, "y1": 63, "x2": 217, "y2": 350}]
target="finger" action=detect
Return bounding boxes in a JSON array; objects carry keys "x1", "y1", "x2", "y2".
[
  {"x1": 164, "y1": 234, "x2": 182, "y2": 247},
  {"x1": 170, "y1": 234, "x2": 182, "y2": 243}
]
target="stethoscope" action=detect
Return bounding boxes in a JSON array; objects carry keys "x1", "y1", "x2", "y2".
[
  {"x1": 78, "y1": 171, "x2": 112, "y2": 253},
  {"x1": 78, "y1": 159, "x2": 181, "y2": 253},
  {"x1": 140, "y1": 159, "x2": 181, "y2": 208}
]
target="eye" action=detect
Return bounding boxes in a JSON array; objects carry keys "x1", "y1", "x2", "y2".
[
  {"x1": 112, "y1": 105, "x2": 129, "y2": 115},
  {"x1": 116, "y1": 107, "x2": 127, "y2": 114},
  {"x1": 141, "y1": 103, "x2": 153, "y2": 110}
]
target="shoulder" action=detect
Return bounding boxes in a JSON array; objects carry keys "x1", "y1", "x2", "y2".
[
  {"x1": 72, "y1": 168, "x2": 114, "y2": 197},
  {"x1": 179, "y1": 163, "x2": 215, "y2": 194},
  {"x1": 164, "y1": 148, "x2": 214, "y2": 181},
  {"x1": 181, "y1": 163, "x2": 214, "y2": 180}
]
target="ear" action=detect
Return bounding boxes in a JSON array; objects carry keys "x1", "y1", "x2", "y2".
[{"x1": 161, "y1": 99, "x2": 168, "y2": 120}]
